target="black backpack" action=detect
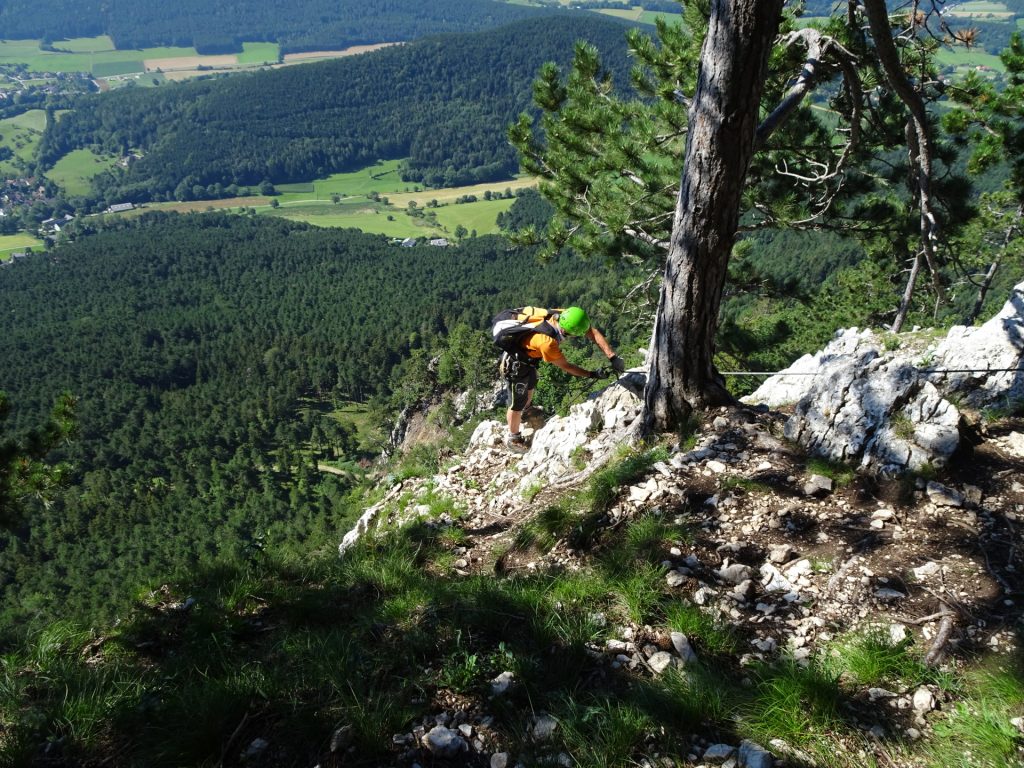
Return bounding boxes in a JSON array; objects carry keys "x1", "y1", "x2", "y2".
[{"x1": 491, "y1": 307, "x2": 560, "y2": 358}]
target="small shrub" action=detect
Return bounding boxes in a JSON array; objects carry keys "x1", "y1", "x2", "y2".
[
  {"x1": 522, "y1": 481, "x2": 544, "y2": 502},
  {"x1": 826, "y1": 629, "x2": 930, "y2": 687},
  {"x1": 805, "y1": 456, "x2": 856, "y2": 487},
  {"x1": 664, "y1": 603, "x2": 739, "y2": 656}
]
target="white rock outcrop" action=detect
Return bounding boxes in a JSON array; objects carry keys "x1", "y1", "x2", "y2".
[{"x1": 744, "y1": 282, "x2": 1024, "y2": 474}]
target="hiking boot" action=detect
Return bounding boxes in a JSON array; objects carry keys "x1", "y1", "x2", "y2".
[{"x1": 505, "y1": 433, "x2": 529, "y2": 454}]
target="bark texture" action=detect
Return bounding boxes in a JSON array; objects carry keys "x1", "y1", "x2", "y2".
[{"x1": 644, "y1": 0, "x2": 784, "y2": 432}]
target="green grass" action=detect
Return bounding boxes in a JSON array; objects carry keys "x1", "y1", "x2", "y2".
[
  {"x1": 0, "y1": 109, "x2": 47, "y2": 175},
  {"x1": 934, "y1": 46, "x2": 1007, "y2": 74},
  {"x1": 91, "y1": 60, "x2": 144, "y2": 77},
  {"x1": 826, "y1": 629, "x2": 933, "y2": 688},
  {"x1": 431, "y1": 197, "x2": 513, "y2": 235},
  {"x1": 265, "y1": 202, "x2": 433, "y2": 237},
  {"x1": 595, "y1": 7, "x2": 644, "y2": 21},
  {"x1": 59, "y1": 36, "x2": 118, "y2": 53},
  {"x1": 944, "y1": 0, "x2": 1014, "y2": 17},
  {"x1": 638, "y1": 10, "x2": 683, "y2": 25},
  {"x1": 271, "y1": 162, "x2": 534, "y2": 237},
  {"x1": 48, "y1": 148, "x2": 120, "y2": 197},
  {"x1": 330, "y1": 401, "x2": 383, "y2": 453},
  {"x1": 0, "y1": 234, "x2": 44, "y2": 261},
  {"x1": 741, "y1": 658, "x2": 845, "y2": 758},
  {"x1": 236, "y1": 42, "x2": 280, "y2": 64},
  {"x1": 929, "y1": 653, "x2": 1024, "y2": 768},
  {"x1": 0, "y1": 37, "x2": 219, "y2": 74},
  {"x1": 1, "y1": 501, "x2": 1021, "y2": 768},
  {"x1": 806, "y1": 456, "x2": 856, "y2": 487},
  {"x1": 664, "y1": 603, "x2": 740, "y2": 656}
]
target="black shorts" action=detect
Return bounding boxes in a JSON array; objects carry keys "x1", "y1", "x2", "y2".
[{"x1": 501, "y1": 354, "x2": 538, "y2": 411}]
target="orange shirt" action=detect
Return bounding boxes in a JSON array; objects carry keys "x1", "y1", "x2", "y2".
[
  {"x1": 514, "y1": 307, "x2": 565, "y2": 362},
  {"x1": 523, "y1": 332, "x2": 564, "y2": 362}
]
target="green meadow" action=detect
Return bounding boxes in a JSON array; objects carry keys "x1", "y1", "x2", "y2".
[
  {"x1": 263, "y1": 200, "x2": 434, "y2": 238},
  {"x1": 944, "y1": 0, "x2": 1014, "y2": 18},
  {"x1": 0, "y1": 37, "x2": 280, "y2": 75},
  {"x1": 638, "y1": 10, "x2": 683, "y2": 25},
  {"x1": 275, "y1": 159, "x2": 412, "y2": 204},
  {"x1": 0, "y1": 233, "x2": 44, "y2": 261},
  {"x1": 47, "y1": 148, "x2": 120, "y2": 197},
  {"x1": 432, "y1": 197, "x2": 515, "y2": 234},
  {"x1": 236, "y1": 42, "x2": 280, "y2": 65},
  {"x1": 934, "y1": 45, "x2": 1007, "y2": 73},
  {"x1": 268, "y1": 161, "x2": 531, "y2": 237},
  {"x1": 0, "y1": 109, "x2": 47, "y2": 175}
]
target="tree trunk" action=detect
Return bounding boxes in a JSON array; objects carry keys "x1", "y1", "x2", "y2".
[
  {"x1": 643, "y1": 0, "x2": 784, "y2": 433},
  {"x1": 863, "y1": 0, "x2": 945, "y2": 321}
]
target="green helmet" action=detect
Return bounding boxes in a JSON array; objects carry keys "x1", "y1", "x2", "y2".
[{"x1": 559, "y1": 306, "x2": 590, "y2": 336}]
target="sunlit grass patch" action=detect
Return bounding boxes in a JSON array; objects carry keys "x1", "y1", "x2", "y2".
[
  {"x1": 826, "y1": 628, "x2": 934, "y2": 688},
  {"x1": 929, "y1": 652, "x2": 1024, "y2": 768},
  {"x1": 665, "y1": 602, "x2": 741, "y2": 656},
  {"x1": 741, "y1": 658, "x2": 845, "y2": 757}
]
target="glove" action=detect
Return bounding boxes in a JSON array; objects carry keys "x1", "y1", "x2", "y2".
[
  {"x1": 610, "y1": 355, "x2": 626, "y2": 374},
  {"x1": 589, "y1": 367, "x2": 612, "y2": 380}
]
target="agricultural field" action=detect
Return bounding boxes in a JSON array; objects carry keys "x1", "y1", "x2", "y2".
[
  {"x1": 384, "y1": 176, "x2": 535, "y2": 208},
  {"x1": 47, "y1": 148, "x2": 120, "y2": 196},
  {"x1": 0, "y1": 36, "x2": 392, "y2": 84},
  {"x1": 934, "y1": 45, "x2": 1007, "y2": 74},
  {"x1": 275, "y1": 159, "x2": 412, "y2": 204},
  {"x1": 430, "y1": 197, "x2": 516, "y2": 235},
  {"x1": 264, "y1": 200, "x2": 432, "y2": 238},
  {"x1": 943, "y1": 0, "x2": 1015, "y2": 19},
  {"x1": 132, "y1": 162, "x2": 534, "y2": 238},
  {"x1": 0, "y1": 109, "x2": 46, "y2": 176},
  {"x1": 0, "y1": 37, "x2": 203, "y2": 75},
  {"x1": 270, "y1": 161, "x2": 534, "y2": 236},
  {"x1": 267, "y1": 194, "x2": 518, "y2": 238},
  {"x1": 0, "y1": 233, "x2": 44, "y2": 261}
]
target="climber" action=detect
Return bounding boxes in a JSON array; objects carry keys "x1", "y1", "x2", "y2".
[{"x1": 493, "y1": 306, "x2": 625, "y2": 453}]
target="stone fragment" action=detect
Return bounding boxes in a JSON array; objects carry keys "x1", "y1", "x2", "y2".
[
  {"x1": 243, "y1": 738, "x2": 269, "y2": 761},
  {"x1": 912, "y1": 687, "x2": 936, "y2": 714},
  {"x1": 803, "y1": 474, "x2": 833, "y2": 496},
  {"x1": 422, "y1": 726, "x2": 468, "y2": 758},
  {"x1": 912, "y1": 561, "x2": 941, "y2": 580},
  {"x1": 926, "y1": 481, "x2": 964, "y2": 507},
  {"x1": 703, "y1": 743, "x2": 736, "y2": 763},
  {"x1": 868, "y1": 687, "x2": 898, "y2": 702},
  {"x1": 1005, "y1": 432, "x2": 1024, "y2": 458},
  {"x1": 491, "y1": 753, "x2": 510, "y2": 768},
  {"x1": 738, "y1": 739, "x2": 774, "y2": 768},
  {"x1": 531, "y1": 714, "x2": 559, "y2": 741},
  {"x1": 768, "y1": 543, "x2": 795, "y2": 564},
  {"x1": 718, "y1": 563, "x2": 755, "y2": 585},
  {"x1": 890, "y1": 623, "x2": 910, "y2": 644},
  {"x1": 666, "y1": 570, "x2": 688, "y2": 587},
  {"x1": 330, "y1": 725, "x2": 354, "y2": 752},
  {"x1": 874, "y1": 588, "x2": 906, "y2": 600},
  {"x1": 707, "y1": 460, "x2": 728, "y2": 474},
  {"x1": 648, "y1": 651, "x2": 675, "y2": 674},
  {"x1": 760, "y1": 564, "x2": 795, "y2": 594},
  {"x1": 671, "y1": 632, "x2": 698, "y2": 664}
]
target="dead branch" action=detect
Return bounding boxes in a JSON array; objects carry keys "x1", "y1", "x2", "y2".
[{"x1": 924, "y1": 613, "x2": 955, "y2": 666}]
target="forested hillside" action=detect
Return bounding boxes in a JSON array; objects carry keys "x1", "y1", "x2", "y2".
[
  {"x1": 0, "y1": 212, "x2": 634, "y2": 636},
  {"x1": 38, "y1": 15, "x2": 635, "y2": 205},
  {"x1": 0, "y1": 0, "x2": 543, "y2": 54}
]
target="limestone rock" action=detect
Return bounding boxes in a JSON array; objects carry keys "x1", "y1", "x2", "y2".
[
  {"x1": 738, "y1": 739, "x2": 774, "y2": 768},
  {"x1": 743, "y1": 282, "x2": 1024, "y2": 475},
  {"x1": 421, "y1": 726, "x2": 468, "y2": 758}
]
